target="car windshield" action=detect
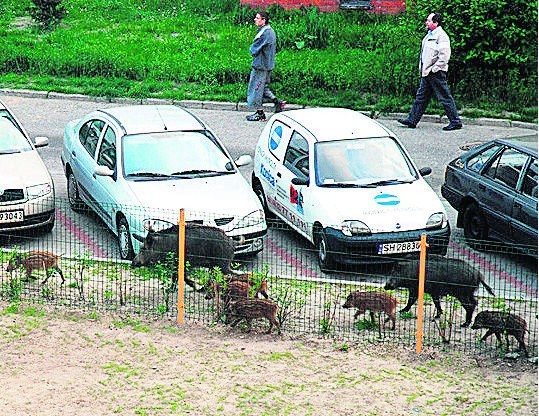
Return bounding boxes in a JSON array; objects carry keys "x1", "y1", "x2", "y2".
[
  {"x1": 122, "y1": 131, "x2": 235, "y2": 179},
  {"x1": 314, "y1": 137, "x2": 417, "y2": 187},
  {"x1": 0, "y1": 115, "x2": 32, "y2": 154}
]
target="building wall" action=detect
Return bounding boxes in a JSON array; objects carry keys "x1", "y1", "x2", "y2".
[{"x1": 239, "y1": 0, "x2": 406, "y2": 13}]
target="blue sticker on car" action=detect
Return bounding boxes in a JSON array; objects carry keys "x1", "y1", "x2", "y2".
[
  {"x1": 269, "y1": 125, "x2": 282, "y2": 151},
  {"x1": 374, "y1": 193, "x2": 400, "y2": 206}
]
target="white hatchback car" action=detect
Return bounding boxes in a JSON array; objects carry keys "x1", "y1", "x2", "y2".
[
  {"x1": 252, "y1": 108, "x2": 450, "y2": 271},
  {"x1": 62, "y1": 105, "x2": 267, "y2": 259},
  {"x1": 0, "y1": 100, "x2": 55, "y2": 234}
]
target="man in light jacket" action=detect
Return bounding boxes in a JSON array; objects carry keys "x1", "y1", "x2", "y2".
[
  {"x1": 246, "y1": 11, "x2": 285, "y2": 122},
  {"x1": 399, "y1": 13, "x2": 463, "y2": 131}
]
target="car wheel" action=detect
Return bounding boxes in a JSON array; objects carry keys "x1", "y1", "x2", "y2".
[
  {"x1": 67, "y1": 171, "x2": 85, "y2": 212},
  {"x1": 463, "y1": 203, "x2": 488, "y2": 248},
  {"x1": 253, "y1": 180, "x2": 275, "y2": 220},
  {"x1": 117, "y1": 216, "x2": 134, "y2": 260},
  {"x1": 315, "y1": 228, "x2": 335, "y2": 273}
]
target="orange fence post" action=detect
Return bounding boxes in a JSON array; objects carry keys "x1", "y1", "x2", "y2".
[
  {"x1": 415, "y1": 233, "x2": 429, "y2": 354},
  {"x1": 177, "y1": 209, "x2": 186, "y2": 325}
]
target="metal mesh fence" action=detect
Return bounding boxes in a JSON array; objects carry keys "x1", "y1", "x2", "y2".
[{"x1": 0, "y1": 197, "x2": 536, "y2": 358}]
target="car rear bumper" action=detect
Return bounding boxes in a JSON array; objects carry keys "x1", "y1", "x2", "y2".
[
  {"x1": 440, "y1": 184, "x2": 461, "y2": 210},
  {"x1": 324, "y1": 226, "x2": 451, "y2": 265}
]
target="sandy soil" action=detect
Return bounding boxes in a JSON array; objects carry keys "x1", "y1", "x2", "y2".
[{"x1": 0, "y1": 302, "x2": 536, "y2": 416}]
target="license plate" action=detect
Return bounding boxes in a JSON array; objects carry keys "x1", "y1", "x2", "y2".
[
  {"x1": 378, "y1": 240, "x2": 420, "y2": 255},
  {"x1": 0, "y1": 210, "x2": 24, "y2": 223}
]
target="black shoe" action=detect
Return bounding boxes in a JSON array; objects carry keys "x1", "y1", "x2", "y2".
[
  {"x1": 246, "y1": 111, "x2": 266, "y2": 122},
  {"x1": 274, "y1": 100, "x2": 286, "y2": 113},
  {"x1": 398, "y1": 118, "x2": 416, "y2": 128},
  {"x1": 442, "y1": 122, "x2": 463, "y2": 131}
]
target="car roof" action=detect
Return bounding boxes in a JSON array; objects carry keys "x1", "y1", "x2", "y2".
[
  {"x1": 495, "y1": 135, "x2": 538, "y2": 156},
  {"x1": 277, "y1": 107, "x2": 391, "y2": 142},
  {"x1": 98, "y1": 105, "x2": 206, "y2": 135}
]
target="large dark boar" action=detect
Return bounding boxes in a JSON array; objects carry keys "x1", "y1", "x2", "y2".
[
  {"x1": 342, "y1": 291, "x2": 398, "y2": 330},
  {"x1": 131, "y1": 223, "x2": 236, "y2": 290},
  {"x1": 471, "y1": 311, "x2": 528, "y2": 357},
  {"x1": 384, "y1": 255, "x2": 495, "y2": 327},
  {"x1": 225, "y1": 298, "x2": 281, "y2": 334},
  {"x1": 6, "y1": 251, "x2": 64, "y2": 285}
]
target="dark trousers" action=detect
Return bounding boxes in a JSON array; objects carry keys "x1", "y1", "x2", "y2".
[{"x1": 408, "y1": 71, "x2": 461, "y2": 125}]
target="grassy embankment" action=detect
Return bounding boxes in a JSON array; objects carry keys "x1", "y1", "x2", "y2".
[{"x1": 0, "y1": 0, "x2": 536, "y2": 122}]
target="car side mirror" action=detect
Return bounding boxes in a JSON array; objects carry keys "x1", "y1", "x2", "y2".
[
  {"x1": 95, "y1": 165, "x2": 114, "y2": 177},
  {"x1": 235, "y1": 154, "x2": 252, "y2": 167},
  {"x1": 292, "y1": 177, "x2": 309, "y2": 186},
  {"x1": 419, "y1": 167, "x2": 432, "y2": 177},
  {"x1": 34, "y1": 137, "x2": 49, "y2": 148}
]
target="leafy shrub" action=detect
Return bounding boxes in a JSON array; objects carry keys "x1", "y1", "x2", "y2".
[{"x1": 28, "y1": 0, "x2": 65, "y2": 29}]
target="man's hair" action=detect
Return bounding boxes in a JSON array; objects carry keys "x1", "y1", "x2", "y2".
[
  {"x1": 257, "y1": 11, "x2": 269, "y2": 24},
  {"x1": 431, "y1": 13, "x2": 443, "y2": 26}
]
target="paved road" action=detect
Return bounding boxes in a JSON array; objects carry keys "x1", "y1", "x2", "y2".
[
  {"x1": 1, "y1": 91, "x2": 537, "y2": 298},
  {"x1": 2, "y1": 91, "x2": 536, "y2": 223}
]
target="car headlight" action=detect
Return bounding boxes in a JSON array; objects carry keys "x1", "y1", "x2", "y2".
[
  {"x1": 27, "y1": 183, "x2": 52, "y2": 199},
  {"x1": 425, "y1": 212, "x2": 448, "y2": 230},
  {"x1": 238, "y1": 209, "x2": 265, "y2": 228},
  {"x1": 341, "y1": 220, "x2": 371, "y2": 237}
]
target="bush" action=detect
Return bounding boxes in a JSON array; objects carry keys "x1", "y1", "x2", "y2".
[{"x1": 28, "y1": 0, "x2": 65, "y2": 29}]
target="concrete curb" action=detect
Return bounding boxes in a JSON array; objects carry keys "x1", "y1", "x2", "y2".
[{"x1": 1, "y1": 88, "x2": 536, "y2": 130}]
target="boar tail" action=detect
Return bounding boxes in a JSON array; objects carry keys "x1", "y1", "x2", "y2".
[{"x1": 480, "y1": 278, "x2": 495, "y2": 296}]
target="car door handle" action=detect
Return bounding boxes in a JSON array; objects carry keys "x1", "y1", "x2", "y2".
[
  {"x1": 71, "y1": 150, "x2": 77, "y2": 159},
  {"x1": 277, "y1": 172, "x2": 282, "y2": 178}
]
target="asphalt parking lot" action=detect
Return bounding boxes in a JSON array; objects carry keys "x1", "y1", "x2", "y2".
[{"x1": 0, "y1": 90, "x2": 536, "y2": 300}]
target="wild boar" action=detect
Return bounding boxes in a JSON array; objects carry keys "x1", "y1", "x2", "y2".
[
  {"x1": 225, "y1": 298, "x2": 281, "y2": 334},
  {"x1": 342, "y1": 291, "x2": 398, "y2": 330},
  {"x1": 132, "y1": 223, "x2": 236, "y2": 290},
  {"x1": 205, "y1": 274, "x2": 269, "y2": 301},
  {"x1": 384, "y1": 255, "x2": 495, "y2": 327},
  {"x1": 471, "y1": 311, "x2": 528, "y2": 357},
  {"x1": 6, "y1": 251, "x2": 64, "y2": 285}
]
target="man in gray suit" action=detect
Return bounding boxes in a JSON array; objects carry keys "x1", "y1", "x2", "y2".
[{"x1": 246, "y1": 11, "x2": 286, "y2": 122}]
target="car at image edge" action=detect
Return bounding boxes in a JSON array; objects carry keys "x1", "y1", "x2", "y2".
[
  {"x1": 252, "y1": 107, "x2": 451, "y2": 271},
  {"x1": 0, "y1": 99, "x2": 55, "y2": 234},
  {"x1": 61, "y1": 104, "x2": 267, "y2": 260},
  {"x1": 441, "y1": 135, "x2": 538, "y2": 254}
]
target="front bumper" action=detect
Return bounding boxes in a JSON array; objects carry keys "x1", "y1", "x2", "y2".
[
  {"x1": 0, "y1": 209, "x2": 55, "y2": 232},
  {"x1": 233, "y1": 229, "x2": 267, "y2": 255},
  {"x1": 324, "y1": 225, "x2": 451, "y2": 265}
]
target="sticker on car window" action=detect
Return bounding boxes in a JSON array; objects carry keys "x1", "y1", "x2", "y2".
[{"x1": 269, "y1": 125, "x2": 282, "y2": 151}]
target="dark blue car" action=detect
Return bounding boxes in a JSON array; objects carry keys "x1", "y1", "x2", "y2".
[{"x1": 441, "y1": 135, "x2": 537, "y2": 253}]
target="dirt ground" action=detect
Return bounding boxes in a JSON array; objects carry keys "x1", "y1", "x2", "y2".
[{"x1": 0, "y1": 302, "x2": 536, "y2": 416}]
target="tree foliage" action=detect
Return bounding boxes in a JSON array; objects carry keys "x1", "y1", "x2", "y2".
[{"x1": 410, "y1": 0, "x2": 538, "y2": 106}]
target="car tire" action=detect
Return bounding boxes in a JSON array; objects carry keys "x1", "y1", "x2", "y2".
[
  {"x1": 315, "y1": 228, "x2": 335, "y2": 273},
  {"x1": 253, "y1": 179, "x2": 275, "y2": 220},
  {"x1": 463, "y1": 203, "x2": 488, "y2": 248},
  {"x1": 67, "y1": 171, "x2": 86, "y2": 212},
  {"x1": 117, "y1": 216, "x2": 134, "y2": 260}
]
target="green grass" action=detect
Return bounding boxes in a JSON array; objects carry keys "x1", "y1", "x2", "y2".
[{"x1": 0, "y1": 0, "x2": 535, "y2": 121}]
